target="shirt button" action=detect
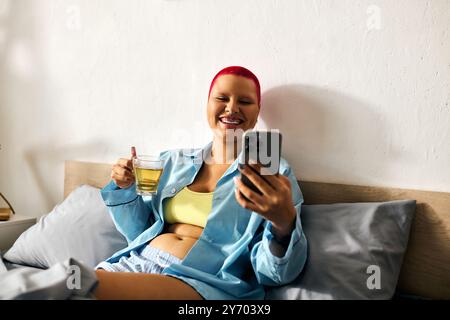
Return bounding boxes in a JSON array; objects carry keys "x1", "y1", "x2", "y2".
[{"x1": 171, "y1": 188, "x2": 177, "y2": 194}]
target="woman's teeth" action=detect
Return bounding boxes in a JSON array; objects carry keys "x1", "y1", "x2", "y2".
[{"x1": 220, "y1": 118, "x2": 243, "y2": 125}]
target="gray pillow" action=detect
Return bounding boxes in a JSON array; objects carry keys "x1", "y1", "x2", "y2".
[
  {"x1": 3, "y1": 185, "x2": 127, "y2": 269},
  {"x1": 265, "y1": 200, "x2": 416, "y2": 300},
  {"x1": 0, "y1": 257, "x2": 97, "y2": 300}
]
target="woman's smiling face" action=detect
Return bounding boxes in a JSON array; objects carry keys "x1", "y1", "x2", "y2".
[{"x1": 207, "y1": 74, "x2": 260, "y2": 139}]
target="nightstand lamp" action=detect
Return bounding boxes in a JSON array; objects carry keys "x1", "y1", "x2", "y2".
[{"x1": 0, "y1": 192, "x2": 15, "y2": 221}]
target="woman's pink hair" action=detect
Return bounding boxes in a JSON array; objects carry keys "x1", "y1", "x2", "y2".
[{"x1": 208, "y1": 66, "x2": 261, "y2": 107}]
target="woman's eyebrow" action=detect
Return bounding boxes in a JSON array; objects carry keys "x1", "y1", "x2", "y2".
[
  {"x1": 238, "y1": 95, "x2": 255, "y2": 101},
  {"x1": 214, "y1": 91, "x2": 229, "y2": 96}
]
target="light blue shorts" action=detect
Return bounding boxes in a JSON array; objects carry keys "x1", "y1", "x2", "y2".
[{"x1": 95, "y1": 245, "x2": 181, "y2": 273}]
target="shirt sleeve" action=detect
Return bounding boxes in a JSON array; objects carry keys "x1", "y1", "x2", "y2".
[
  {"x1": 100, "y1": 180, "x2": 155, "y2": 244},
  {"x1": 249, "y1": 165, "x2": 308, "y2": 286}
]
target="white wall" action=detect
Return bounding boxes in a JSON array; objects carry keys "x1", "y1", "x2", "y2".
[{"x1": 0, "y1": 0, "x2": 449, "y2": 218}]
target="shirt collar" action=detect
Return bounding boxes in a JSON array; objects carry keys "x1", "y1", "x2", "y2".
[
  {"x1": 182, "y1": 141, "x2": 213, "y2": 159},
  {"x1": 182, "y1": 141, "x2": 241, "y2": 176}
]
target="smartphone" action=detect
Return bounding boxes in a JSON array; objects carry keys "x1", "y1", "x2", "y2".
[{"x1": 238, "y1": 130, "x2": 282, "y2": 196}]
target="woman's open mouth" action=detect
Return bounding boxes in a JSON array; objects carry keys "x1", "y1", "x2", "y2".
[{"x1": 219, "y1": 116, "x2": 244, "y2": 129}]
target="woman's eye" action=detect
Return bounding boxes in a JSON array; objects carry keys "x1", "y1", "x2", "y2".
[
  {"x1": 216, "y1": 97, "x2": 227, "y2": 101},
  {"x1": 240, "y1": 100, "x2": 252, "y2": 105}
]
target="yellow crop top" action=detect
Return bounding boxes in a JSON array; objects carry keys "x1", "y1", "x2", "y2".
[{"x1": 164, "y1": 186, "x2": 214, "y2": 228}]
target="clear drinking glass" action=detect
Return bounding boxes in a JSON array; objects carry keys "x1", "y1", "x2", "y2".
[{"x1": 132, "y1": 155, "x2": 163, "y2": 196}]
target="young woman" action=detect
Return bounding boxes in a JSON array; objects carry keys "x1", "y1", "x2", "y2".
[{"x1": 94, "y1": 66, "x2": 307, "y2": 300}]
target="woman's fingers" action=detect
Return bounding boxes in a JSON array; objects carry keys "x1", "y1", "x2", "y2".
[
  {"x1": 117, "y1": 158, "x2": 133, "y2": 171},
  {"x1": 111, "y1": 164, "x2": 135, "y2": 189},
  {"x1": 113, "y1": 165, "x2": 133, "y2": 178},
  {"x1": 110, "y1": 148, "x2": 137, "y2": 189},
  {"x1": 234, "y1": 188, "x2": 260, "y2": 213},
  {"x1": 238, "y1": 164, "x2": 274, "y2": 195},
  {"x1": 250, "y1": 163, "x2": 284, "y2": 189},
  {"x1": 234, "y1": 176, "x2": 265, "y2": 206}
]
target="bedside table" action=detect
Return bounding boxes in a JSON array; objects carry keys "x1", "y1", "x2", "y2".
[{"x1": 0, "y1": 215, "x2": 37, "y2": 253}]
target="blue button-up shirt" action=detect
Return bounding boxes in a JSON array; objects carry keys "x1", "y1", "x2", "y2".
[{"x1": 100, "y1": 142, "x2": 307, "y2": 300}]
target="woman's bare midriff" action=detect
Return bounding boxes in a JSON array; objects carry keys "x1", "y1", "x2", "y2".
[{"x1": 148, "y1": 223, "x2": 204, "y2": 260}]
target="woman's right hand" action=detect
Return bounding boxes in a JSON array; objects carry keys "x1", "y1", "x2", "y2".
[{"x1": 111, "y1": 147, "x2": 137, "y2": 189}]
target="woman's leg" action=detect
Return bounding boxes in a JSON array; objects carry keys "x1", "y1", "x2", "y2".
[{"x1": 94, "y1": 270, "x2": 203, "y2": 300}]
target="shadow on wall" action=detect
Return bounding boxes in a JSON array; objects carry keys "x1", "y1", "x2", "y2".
[
  {"x1": 0, "y1": 0, "x2": 66, "y2": 215},
  {"x1": 259, "y1": 85, "x2": 400, "y2": 185},
  {"x1": 23, "y1": 140, "x2": 107, "y2": 211}
]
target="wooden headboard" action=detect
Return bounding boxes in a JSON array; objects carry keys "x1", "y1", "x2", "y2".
[{"x1": 64, "y1": 160, "x2": 450, "y2": 299}]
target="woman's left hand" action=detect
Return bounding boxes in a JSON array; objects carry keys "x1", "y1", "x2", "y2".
[{"x1": 234, "y1": 164, "x2": 297, "y2": 240}]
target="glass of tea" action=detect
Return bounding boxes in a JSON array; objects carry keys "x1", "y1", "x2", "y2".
[{"x1": 132, "y1": 155, "x2": 164, "y2": 196}]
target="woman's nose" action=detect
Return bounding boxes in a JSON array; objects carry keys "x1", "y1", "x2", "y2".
[{"x1": 226, "y1": 99, "x2": 239, "y2": 113}]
